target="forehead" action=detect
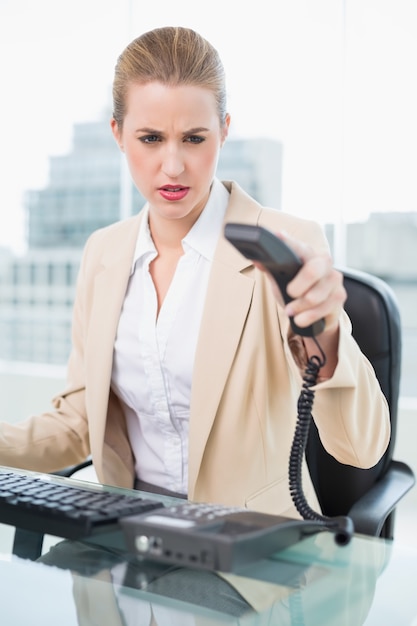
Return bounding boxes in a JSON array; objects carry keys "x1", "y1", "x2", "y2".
[{"x1": 123, "y1": 81, "x2": 219, "y2": 127}]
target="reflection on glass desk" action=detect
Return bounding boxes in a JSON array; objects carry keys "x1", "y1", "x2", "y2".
[{"x1": 0, "y1": 475, "x2": 416, "y2": 625}]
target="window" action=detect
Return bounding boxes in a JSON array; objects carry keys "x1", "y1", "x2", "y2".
[{"x1": 0, "y1": 0, "x2": 416, "y2": 400}]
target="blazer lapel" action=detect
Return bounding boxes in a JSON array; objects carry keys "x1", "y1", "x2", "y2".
[
  {"x1": 188, "y1": 183, "x2": 262, "y2": 494},
  {"x1": 86, "y1": 215, "x2": 142, "y2": 454}
]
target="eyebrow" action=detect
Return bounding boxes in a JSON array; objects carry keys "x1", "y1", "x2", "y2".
[{"x1": 135, "y1": 126, "x2": 211, "y2": 134}]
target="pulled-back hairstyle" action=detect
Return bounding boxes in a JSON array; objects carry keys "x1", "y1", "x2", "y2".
[{"x1": 113, "y1": 26, "x2": 227, "y2": 128}]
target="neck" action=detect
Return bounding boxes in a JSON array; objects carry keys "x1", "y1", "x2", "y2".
[
  {"x1": 149, "y1": 214, "x2": 192, "y2": 252},
  {"x1": 148, "y1": 197, "x2": 209, "y2": 251}
]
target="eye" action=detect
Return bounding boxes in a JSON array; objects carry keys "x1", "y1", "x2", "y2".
[
  {"x1": 184, "y1": 135, "x2": 205, "y2": 144},
  {"x1": 139, "y1": 134, "x2": 161, "y2": 144}
]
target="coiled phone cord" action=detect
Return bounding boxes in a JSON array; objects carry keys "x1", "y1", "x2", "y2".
[{"x1": 288, "y1": 337, "x2": 354, "y2": 545}]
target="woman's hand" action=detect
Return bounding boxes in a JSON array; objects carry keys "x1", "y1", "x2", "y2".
[
  {"x1": 279, "y1": 232, "x2": 346, "y2": 335},
  {"x1": 258, "y1": 230, "x2": 347, "y2": 378}
]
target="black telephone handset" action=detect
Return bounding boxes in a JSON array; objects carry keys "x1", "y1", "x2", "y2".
[
  {"x1": 223, "y1": 222, "x2": 325, "y2": 337},
  {"x1": 224, "y1": 222, "x2": 354, "y2": 543}
]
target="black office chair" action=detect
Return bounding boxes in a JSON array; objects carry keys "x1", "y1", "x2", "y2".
[
  {"x1": 12, "y1": 267, "x2": 415, "y2": 559},
  {"x1": 306, "y1": 266, "x2": 415, "y2": 539}
]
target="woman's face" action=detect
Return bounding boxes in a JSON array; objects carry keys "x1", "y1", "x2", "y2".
[{"x1": 111, "y1": 81, "x2": 230, "y2": 228}]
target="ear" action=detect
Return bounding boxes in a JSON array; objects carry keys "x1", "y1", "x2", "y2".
[
  {"x1": 220, "y1": 113, "x2": 231, "y2": 146},
  {"x1": 110, "y1": 118, "x2": 124, "y2": 151}
]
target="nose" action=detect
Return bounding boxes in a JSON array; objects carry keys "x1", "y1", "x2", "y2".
[{"x1": 161, "y1": 144, "x2": 185, "y2": 178}]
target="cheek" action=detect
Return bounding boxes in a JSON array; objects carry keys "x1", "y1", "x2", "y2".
[
  {"x1": 125, "y1": 146, "x2": 153, "y2": 176},
  {"x1": 192, "y1": 145, "x2": 220, "y2": 173}
]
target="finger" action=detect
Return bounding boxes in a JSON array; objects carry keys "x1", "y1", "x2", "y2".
[
  {"x1": 286, "y1": 254, "x2": 333, "y2": 300},
  {"x1": 286, "y1": 271, "x2": 346, "y2": 331}
]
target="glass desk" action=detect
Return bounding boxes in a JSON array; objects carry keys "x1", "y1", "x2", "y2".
[{"x1": 0, "y1": 473, "x2": 416, "y2": 626}]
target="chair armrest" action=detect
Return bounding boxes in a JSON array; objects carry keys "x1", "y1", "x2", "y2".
[
  {"x1": 52, "y1": 456, "x2": 93, "y2": 478},
  {"x1": 348, "y1": 460, "x2": 415, "y2": 537}
]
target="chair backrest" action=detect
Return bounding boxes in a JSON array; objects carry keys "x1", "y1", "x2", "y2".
[{"x1": 305, "y1": 266, "x2": 402, "y2": 518}]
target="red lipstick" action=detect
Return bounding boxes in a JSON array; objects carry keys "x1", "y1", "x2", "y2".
[{"x1": 158, "y1": 185, "x2": 190, "y2": 201}]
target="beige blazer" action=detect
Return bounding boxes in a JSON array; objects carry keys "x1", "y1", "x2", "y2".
[{"x1": 0, "y1": 181, "x2": 390, "y2": 518}]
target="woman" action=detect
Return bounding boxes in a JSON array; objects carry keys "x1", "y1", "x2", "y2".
[{"x1": 0, "y1": 26, "x2": 390, "y2": 519}]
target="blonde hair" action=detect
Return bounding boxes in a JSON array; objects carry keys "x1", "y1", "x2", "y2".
[{"x1": 113, "y1": 26, "x2": 227, "y2": 128}]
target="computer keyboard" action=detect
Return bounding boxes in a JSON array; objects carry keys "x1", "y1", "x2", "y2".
[{"x1": 0, "y1": 468, "x2": 164, "y2": 540}]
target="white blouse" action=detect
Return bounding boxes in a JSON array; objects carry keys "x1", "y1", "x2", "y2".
[{"x1": 111, "y1": 179, "x2": 230, "y2": 495}]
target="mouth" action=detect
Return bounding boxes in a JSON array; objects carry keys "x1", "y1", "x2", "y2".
[{"x1": 158, "y1": 185, "x2": 190, "y2": 201}]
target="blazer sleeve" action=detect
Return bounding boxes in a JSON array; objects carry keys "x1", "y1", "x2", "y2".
[
  {"x1": 0, "y1": 243, "x2": 92, "y2": 473},
  {"x1": 274, "y1": 215, "x2": 391, "y2": 468}
]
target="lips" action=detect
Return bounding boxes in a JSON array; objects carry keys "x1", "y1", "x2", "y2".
[{"x1": 158, "y1": 185, "x2": 190, "y2": 201}]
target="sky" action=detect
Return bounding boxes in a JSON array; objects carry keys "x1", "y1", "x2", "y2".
[{"x1": 1, "y1": 0, "x2": 417, "y2": 252}]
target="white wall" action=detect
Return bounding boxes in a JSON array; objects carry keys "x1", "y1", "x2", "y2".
[{"x1": 0, "y1": 364, "x2": 65, "y2": 423}]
